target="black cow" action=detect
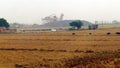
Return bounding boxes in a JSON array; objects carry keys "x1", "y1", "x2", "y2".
[
  {"x1": 89, "y1": 33, "x2": 92, "y2": 35},
  {"x1": 116, "y1": 32, "x2": 120, "y2": 35},
  {"x1": 72, "y1": 33, "x2": 76, "y2": 35},
  {"x1": 107, "y1": 32, "x2": 111, "y2": 35}
]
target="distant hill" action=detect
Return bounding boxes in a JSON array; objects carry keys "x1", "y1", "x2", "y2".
[{"x1": 39, "y1": 20, "x2": 92, "y2": 28}]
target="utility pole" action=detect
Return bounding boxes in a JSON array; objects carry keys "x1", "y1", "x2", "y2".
[{"x1": 101, "y1": 21, "x2": 104, "y2": 28}]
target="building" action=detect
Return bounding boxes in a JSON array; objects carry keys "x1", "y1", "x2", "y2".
[
  {"x1": 88, "y1": 24, "x2": 98, "y2": 30},
  {"x1": 0, "y1": 27, "x2": 16, "y2": 33},
  {"x1": 16, "y1": 28, "x2": 57, "y2": 33},
  {"x1": 0, "y1": 27, "x2": 6, "y2": 32}
]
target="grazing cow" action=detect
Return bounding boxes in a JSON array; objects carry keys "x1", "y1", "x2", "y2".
[
  {"x1": 89, "y1": 33, "x2": 92, "y2": 35},
  {"x1": 116, "y1": 32, "x2": 120, "y2": 35},
  {"x1": 107, "y1": 32, "x2": 111, "y2": 35},
  {"x1": 72, "y1": 33, "x2": 76, "y2": 35}
]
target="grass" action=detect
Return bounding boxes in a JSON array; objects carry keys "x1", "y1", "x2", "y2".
[{"x1": 0, "y1": 27, "x2": 119, "y2": 68}]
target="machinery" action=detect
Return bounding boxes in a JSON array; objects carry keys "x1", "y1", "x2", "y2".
[{"x1": 42, "y1": 13, "x2": 64, "y2": 23}]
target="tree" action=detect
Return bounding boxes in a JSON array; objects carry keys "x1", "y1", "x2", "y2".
[
  {"x1": 32, "y1": 24, "x2": 40, "y2": 27},
  {"x1": 69, "y1": 20, "x2": 83, "y2": 30},
  {"x1": 0, "y1": 18, "x2": 10, "y2": 29}
]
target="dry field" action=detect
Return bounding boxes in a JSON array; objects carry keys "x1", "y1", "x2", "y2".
[{"x1": 0, "y1": 27, "x2": 120, "y2": 68}]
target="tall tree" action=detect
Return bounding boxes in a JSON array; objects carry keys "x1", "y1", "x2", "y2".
[
  {"x1": 0, "y1": 18, "x2": 10, "y2": 29},
  {"x1": 70, "y1": 20, "x2": 83, "y2": 30}
]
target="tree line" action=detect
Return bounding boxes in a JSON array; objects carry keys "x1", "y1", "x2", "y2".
[
  {"x1": 0, "y1": 18, "x2": 83, "y2": 30},
  {"x1": 69, "y1": 20, "x2": 83, "y2": 30},
  {"x1": 0, "y1": 18, "x2": 9, "y2": 29}
]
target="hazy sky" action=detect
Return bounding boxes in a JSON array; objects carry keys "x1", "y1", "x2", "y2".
[{"x1": 0, "y1": 0, "x2": 120, "y2": 24}]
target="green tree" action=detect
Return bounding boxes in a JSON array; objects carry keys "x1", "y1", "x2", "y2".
[
  {"x1": 70, "y1": 20, "x2": 83, "y2": 30},
  {"x1": 0, "y1": 18, "x2": 10, "y2": 29}
]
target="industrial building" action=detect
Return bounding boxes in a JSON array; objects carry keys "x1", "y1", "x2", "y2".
[{"x1": 42, "y1": 13, "x2": 64, "y2": 23}]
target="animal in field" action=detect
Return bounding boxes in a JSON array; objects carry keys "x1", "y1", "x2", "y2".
[
  {"x1": 107, "y1": 32, "x2": 111, "y2": 35},
  {"x1": 89, "y1": 33, "x2": 92, "y2": 35},
  {"x1": 72, "y1": 33, "x2": 76, "y2": 35},
  {"x1": 116, "y1": 32, "x2": 120, "y2": 35}
]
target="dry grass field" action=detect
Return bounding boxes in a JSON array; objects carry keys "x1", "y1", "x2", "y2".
[{"x1": 0, "y1": 26, "x2": 120, "y2": 68}]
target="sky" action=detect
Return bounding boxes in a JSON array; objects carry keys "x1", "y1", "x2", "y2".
[{"x1": 0, "y1": 0, "x2": 120, "y2": 24}]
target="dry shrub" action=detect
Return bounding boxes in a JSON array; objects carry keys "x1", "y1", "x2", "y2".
[
  {"x1": 85, "y1": 50, "x2": 94, "y2": 53},
  {"x1": 74, "y1": 49, "x2": 84, "y2": 53},
  {"x1": 63, "y1": 53, "x2": 120, "y2": 68},
  {"x1": 56, "y1": 50, "x2": 67, "y2": 52}
]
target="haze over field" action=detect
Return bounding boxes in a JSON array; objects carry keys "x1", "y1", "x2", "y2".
[{"x1": 0, "y1": 0, "x2": 120, "y2": 24}]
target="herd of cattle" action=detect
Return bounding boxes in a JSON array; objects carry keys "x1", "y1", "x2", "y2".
[
  {"x1": 106, "y1": 32, "x2": 120, "y2": 35},
  {"x1": 72, "y1": 32, "x2": 120, "y2": 35}
]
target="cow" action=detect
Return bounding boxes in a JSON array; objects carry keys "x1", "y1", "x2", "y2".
[
  {"x1": 107, "y1": 32, "x2": 111, "y2": 35},
  {"x1": 116, "y1": 32, "x2": 120, "y2": 35},
  {"x1": 72, "y1": 33, "x2": 76, "y2": 35},
  {"x1": 89, "y1": 33, "x2": 92, "y2": 35}
]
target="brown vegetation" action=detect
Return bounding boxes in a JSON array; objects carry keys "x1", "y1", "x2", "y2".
[{"x1": 0, "y1": 28, "x2": 119, "y2": 68}]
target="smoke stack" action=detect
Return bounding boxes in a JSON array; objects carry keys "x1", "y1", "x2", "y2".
[{"x1": 59, "y1": 13, "x2": 64, "y2": 21}]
